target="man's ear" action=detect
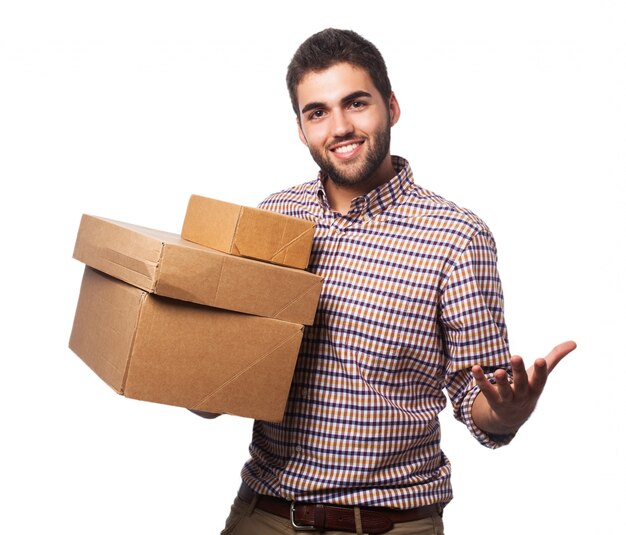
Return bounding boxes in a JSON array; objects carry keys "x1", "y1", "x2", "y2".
[
  {"x1": 297, "y1": 117, "x2": 308, "y2": 146},
  {"x1": 389, "y1": 91, "x2": 401, "y2": 127}
]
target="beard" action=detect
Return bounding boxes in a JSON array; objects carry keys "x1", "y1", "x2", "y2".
[{"x1": 307, "y1": 119, "x2": 392, "y2": 189}]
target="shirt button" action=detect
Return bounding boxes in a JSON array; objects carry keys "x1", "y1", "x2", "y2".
[
  {"x1": 295, "y1": 445, "x2": 302, "y2": 453},
  {"x1": 301, "y1": 388, "x2": 308, "y2": 398}
]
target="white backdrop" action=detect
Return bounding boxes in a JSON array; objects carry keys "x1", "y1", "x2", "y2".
[{"x1": 1, "y1": 1, "x2": 624, "y2": 534}]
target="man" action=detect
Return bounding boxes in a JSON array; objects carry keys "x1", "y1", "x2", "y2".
[{"x1": 217, "y1": 28, "x2": 576, "y2": 534}]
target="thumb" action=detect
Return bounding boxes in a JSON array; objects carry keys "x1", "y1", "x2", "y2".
[{"x1": 544, "y1": 340, "x2": 577, "y2": 374}]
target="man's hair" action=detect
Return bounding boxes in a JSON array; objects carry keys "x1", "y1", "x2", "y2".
[{"x1": 286, "y1": 28, "x2": 392, "y2": 117}]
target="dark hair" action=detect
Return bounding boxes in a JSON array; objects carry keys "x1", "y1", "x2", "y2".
[{"x1": 286, "y1": 28, "x2": 392, "y2": 117}]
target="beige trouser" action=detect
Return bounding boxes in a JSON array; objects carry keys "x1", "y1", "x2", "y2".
[{"x1": 220, "y1": 496, "x2": 445, "y2": 535}]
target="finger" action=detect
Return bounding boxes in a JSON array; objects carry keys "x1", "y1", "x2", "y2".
[
  {"x1": 471, "y1": 365, "x2": 500, "y2": 405},
  {"x1": 511, "y1": 355, "x2": 529, "y2": 397},
  {"x1": 529, "y1": 357, "x2": 549, "y2": 395},
  {"x1": 544, "y1": 340, "x2": 577, "y2": 373},
  {"x1": 493, "y1": 368, "x2": 514, "y2": 401}
]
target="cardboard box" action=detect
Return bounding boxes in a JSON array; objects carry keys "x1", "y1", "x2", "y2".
[
  {"x1": 69, "y1": 267, "x2": 304, "y2": 421},
  {"x1": 73, "y1": 214, "x2": 322, "y2": 325},
  {"x1": 181, "y1": 194, "x2": 315, "y2": 269}
]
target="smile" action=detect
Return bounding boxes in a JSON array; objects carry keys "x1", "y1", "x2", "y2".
[
  {"x1": 334, "y1": 142, "x2": 360, "y2": 153},
  {"x1": 330, "y1": 140, "x2": 364, "y2": 159}
]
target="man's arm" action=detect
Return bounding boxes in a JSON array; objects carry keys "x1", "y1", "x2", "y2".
[{"x1": 471, "y1": 341, "x2": 577, "y2": 435}]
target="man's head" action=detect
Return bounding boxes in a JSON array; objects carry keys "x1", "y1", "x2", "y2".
[
  {"x1": 286, "y1": 28, "x2": 392, "y2": 118},
  {"x1": 287, "y1": 29, "x2": 400, "y2": 197}
]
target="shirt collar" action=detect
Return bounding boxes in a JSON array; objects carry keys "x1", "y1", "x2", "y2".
[{"x1": 315, "y1": 156, "x2": 414, "y2": 218}]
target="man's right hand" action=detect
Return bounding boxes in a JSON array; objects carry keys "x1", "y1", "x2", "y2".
[{"x1": 188, "y1": 409, "x2": 222, "y2": 419}]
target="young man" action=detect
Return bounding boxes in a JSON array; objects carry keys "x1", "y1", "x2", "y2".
[{"x1": 219, "y1": 29, "x2": 575, "y2": 535}]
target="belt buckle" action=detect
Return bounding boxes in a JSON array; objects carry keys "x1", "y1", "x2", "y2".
[{"x1": 290, "y1": 502, "x2": 316, "y2": 531}]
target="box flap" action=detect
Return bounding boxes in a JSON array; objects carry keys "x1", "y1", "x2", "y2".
[
  {"x1": 73, "y1": 215, "x2": 164, "y2": 292},
  {"x1": 189, "y1": 325, "x2": 304, "y2": 420}
]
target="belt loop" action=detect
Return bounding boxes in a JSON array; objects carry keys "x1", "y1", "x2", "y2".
[
  {"x1": 354, "y1": 506, "x2": 364, "y2": 535},
  {"x1": 314, "y1": 504, "x2": 325, "y2": 530}
]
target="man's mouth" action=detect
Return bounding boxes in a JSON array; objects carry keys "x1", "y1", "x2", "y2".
[{"x1": 330, "y1": 140, "x2": 364, "y2": 159}]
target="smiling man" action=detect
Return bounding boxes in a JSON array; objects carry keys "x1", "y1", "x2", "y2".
[{"x1": 218, "y1": 29, "x2": 575, "y2": 535}]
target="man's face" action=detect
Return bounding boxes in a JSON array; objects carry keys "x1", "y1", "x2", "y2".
[{"x1": 296, "y1": 63, "x2": 399, "y2": 189}]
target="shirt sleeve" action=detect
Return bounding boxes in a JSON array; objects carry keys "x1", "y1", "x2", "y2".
[{"x1": 439, "y1": 229, "x2": 514, "y2": 448}]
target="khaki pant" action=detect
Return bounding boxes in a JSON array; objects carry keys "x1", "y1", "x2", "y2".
[{"x1": 221, "y1": 496, "x2": 445, "y2": 535}]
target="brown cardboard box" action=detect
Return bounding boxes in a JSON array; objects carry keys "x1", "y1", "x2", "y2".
[
  {"x1": 73, "y1": 214, "x2": 322, "y2": 325},
  {"x1": 69, "y1": 267, "x2": 304, "y2": 421},
  {"x1": 181, "y1": 194, "x2": 315, "y2": 269}
]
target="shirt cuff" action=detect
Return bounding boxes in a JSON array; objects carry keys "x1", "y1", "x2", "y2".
[{"x1": 460, "y1": 383, "x2": 516, "y2": 449}]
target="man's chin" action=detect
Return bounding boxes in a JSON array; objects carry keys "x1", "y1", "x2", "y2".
[
  {"x1": 314, "y1": 149, "x2": 384, "y2": 188},
  {"x1": 320, "y1": 160, "x2": 367, "y2": 186},
  {"x1": 323, "y1": 167, "x2": 361, "y2": 187}
]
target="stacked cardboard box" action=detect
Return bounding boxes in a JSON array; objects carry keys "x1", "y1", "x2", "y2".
[
  {"x1": 182, "y1": 194, "x2": 315, "y2": 269},
  {"x1": 69, "y1": 196, "x2": 321, "y2": 422}
]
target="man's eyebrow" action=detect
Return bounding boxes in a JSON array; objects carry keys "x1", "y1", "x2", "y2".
[
  {"x1": 341, "y1": 90, "x2": 372, "y2": 103},
  {"x1": 301, "y1": 101, "x2": 325, "y2": 115},
  {"x1": 300, "y1": 90, "x2": 373, "y2": 116}
]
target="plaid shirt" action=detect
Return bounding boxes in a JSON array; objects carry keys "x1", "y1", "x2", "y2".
[{"x1": 241, "y1": 156, "x2": 512, "y2": 509}]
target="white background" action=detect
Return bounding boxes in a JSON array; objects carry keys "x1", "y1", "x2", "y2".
[{"x1": 1, "y1": 1, "x2": 624, "y2": 534}]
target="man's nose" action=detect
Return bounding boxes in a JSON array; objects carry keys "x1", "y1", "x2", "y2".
[{"x1": 331, "y1": 111, "x2": 354, "y2": 137}]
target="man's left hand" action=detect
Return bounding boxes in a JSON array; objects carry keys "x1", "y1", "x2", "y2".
[{"x1": 470, "y1": 341, "x2": 577, "y2": 436}]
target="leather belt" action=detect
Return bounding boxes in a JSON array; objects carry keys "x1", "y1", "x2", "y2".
[{"x1": 238, "y1": 483, "x2": 442, "y2": 534}]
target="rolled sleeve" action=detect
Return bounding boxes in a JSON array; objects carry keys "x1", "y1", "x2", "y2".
[
  {"x1": 440, "y1": 229, "x2": 514, "y2": 447},
  {"x1": 459, "y1": 374, "x2": 516, "y2": 448}
]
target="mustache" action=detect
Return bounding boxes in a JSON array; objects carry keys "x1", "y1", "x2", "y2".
[{"x1": 326, "y1": 135, "x2": 365, "y2": 149}]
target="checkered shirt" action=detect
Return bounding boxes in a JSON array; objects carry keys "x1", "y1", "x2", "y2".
[{"x1": 241, "y1": 156, "x2": 512, "y2": 508}]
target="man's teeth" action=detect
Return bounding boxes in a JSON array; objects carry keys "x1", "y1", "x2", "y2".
[{"x1": 334, "y1": 143, "x2": 359, "y2": 154}]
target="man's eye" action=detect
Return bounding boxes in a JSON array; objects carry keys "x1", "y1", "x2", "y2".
[
  {"x1": 350, "y1": 101, "x2": 365, "y2": 109},
  {"x1": 310, "y1": 110, "x2": 325, "y2": 120}
]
